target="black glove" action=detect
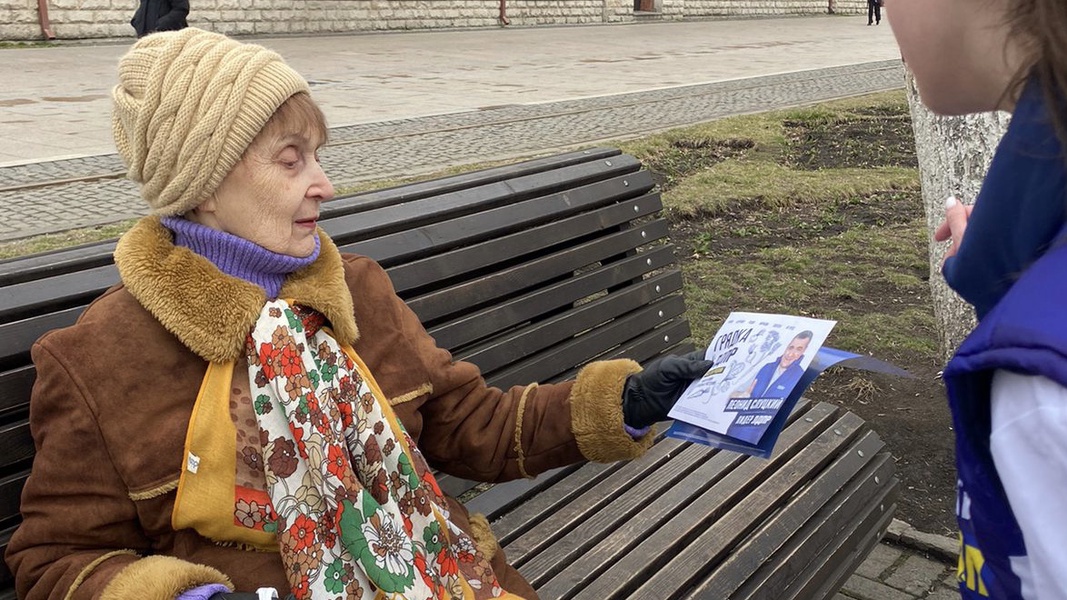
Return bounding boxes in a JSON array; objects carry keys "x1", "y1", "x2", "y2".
[{"x1": 622, "y1": 351, "x2": 714, "y2": 428}]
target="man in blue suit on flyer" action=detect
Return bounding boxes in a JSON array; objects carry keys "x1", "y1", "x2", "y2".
[
  {"x1": 739, "y1": 330, "x2": 813, "y2": 399},
  {"x1": 722, "y1": 330, "x2": 813, "y2": 445}
]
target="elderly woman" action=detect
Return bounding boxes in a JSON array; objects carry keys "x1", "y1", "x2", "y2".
[{"x1": 4, "y1": 29, "x2": 709, "y2": 600}]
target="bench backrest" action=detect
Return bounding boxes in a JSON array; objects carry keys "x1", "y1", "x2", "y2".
[{"x1": 0, "y1": 148, "x2": 692, "y2": 595}]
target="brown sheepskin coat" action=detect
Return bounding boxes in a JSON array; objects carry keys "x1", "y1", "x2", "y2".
[{"x1": 5, "y1": 217, "x2": 651, "y2": 600}]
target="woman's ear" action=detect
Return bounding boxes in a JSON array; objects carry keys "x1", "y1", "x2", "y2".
[
  {"x1": 183, "y1": 192, "x2": 219, "y2": 227},
  {"x1": 198, "y1": 191, "x2": 220, "y2": 213}
]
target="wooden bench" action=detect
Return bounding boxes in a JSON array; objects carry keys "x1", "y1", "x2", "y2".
[{"x1": 0, "y1": 147, "x2": 898, "y2": 600}]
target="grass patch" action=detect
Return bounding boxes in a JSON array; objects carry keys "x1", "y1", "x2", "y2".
[
  {"x1": 0, "y1": 219, "x2": 137, "y2": 259},
  {"x1": 618, "y1": 91, "x2": 920, "y2": 219}
]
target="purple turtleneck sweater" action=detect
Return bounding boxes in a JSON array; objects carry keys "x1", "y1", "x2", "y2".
[{"x1": 161, "y1": 217, "x2": 320, "y2": 299}]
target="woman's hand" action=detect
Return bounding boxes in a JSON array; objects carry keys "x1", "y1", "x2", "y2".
[{"x1": 934, "y1": 196, "x2": 974, "y2": 264}]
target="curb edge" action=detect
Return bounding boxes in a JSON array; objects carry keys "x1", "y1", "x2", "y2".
[{"x1": 884, "y1": 518, "x2": 957, "y2": 565}]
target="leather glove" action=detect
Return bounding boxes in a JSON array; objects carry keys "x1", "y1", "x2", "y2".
[{"x1": 622, "y1": 351, "x2": 714, "y2": 428}]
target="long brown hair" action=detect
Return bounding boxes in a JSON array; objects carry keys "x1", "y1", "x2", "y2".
[{"x1": 1006, "y1": 0, "x2": 1067, "y2": 150}]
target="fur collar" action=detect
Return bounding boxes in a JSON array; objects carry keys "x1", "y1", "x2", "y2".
[{"x1": 114, "y1": 216, "x2": 359, "y2": 362}]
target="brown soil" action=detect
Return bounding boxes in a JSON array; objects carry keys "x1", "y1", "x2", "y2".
[{"x1": 656, "y1": 112, "x2": 958, "y2": 537}]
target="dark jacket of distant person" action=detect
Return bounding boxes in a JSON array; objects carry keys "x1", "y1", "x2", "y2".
[{"x1": 131, "y1": 0, "x2": 189, "y2": 37}]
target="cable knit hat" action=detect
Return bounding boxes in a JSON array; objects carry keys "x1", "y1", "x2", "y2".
[{"x1": 112, "y1": 28, "x2": 310, "y2": 216}]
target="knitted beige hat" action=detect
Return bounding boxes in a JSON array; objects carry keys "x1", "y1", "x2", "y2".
[{"x1": 112, "y1": 28, "x2": 310, "y2": 216}]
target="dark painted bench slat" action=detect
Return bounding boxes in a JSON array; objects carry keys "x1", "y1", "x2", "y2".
[
  {"x1": 0, "y1": 264, "x2": 117, "y2": 324},
  {"x1": 324, "y1": 158, "x2": 646, "y2": 247},
  {"x1": 518, "y1": 440, "x2": 712, "y2": 581},
  {"x1": 460, "y1": 462, "x2": 589, "y2": 522},
  {"x1": 403, "y1": 220, "x2": 670, "y2": 325},
  {"x1": 0, "y1": 367, "x2": 34, "y2": 419},
  {"x1": 346, "y1": 174, "x2": 654, "y2": 272},
  {"x1": 779, "y1": 483, "x2": 897, "y2": 600},
  {"x1": 0, "y1": 241, "x2": 118, "y2": 288},
  {"x1": 531, "y1": 322, "x2": 695, "y2": 399},
  {"x1": 426, "y1": 244, "x2": 677, "y2": 351},
  {"x1": 495, "y1": 435, "x2": 688, "y2": 550},
  {"x1": 0, "y1": 421, "x2": 32, "y2": 474},
  {"x1": 0, "y1": 475, "x2": 26, "y2": 533},
  {"x1": 0, "y1": 308, "x2": 83, "y2": 370},
  {"x1": 480, "y1": 297, "x2": 686, "y2": 389},
  {"x1": 0, "y1": 525, "x2": 13, "y2": 599},
  {"x1": 584, "y1": 321, "x2": 694, "y2": 366},
  {"x1": 321, "y1": 148, "x2": 624, "y2": 216},
  {"x1": 375, "y1": 187, "x2": 658, "y2": 293},
  {"x1": 457, "y1": 272, "x2": 682, "y2": 375}
]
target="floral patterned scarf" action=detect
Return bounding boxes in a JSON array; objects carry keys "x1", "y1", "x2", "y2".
[{"x1": 246, "y1": 299, "x2": 508, "y2": 599}]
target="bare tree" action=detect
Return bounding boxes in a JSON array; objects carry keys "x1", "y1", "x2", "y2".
[{"x1": 904, "y1": 69, "x2": 1011, "y2": 361}]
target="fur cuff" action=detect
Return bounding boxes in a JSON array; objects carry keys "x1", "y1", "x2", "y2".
[
  {"x1": 101, "y1": 555, "x2": 233, "y2": 600},
  {"x1": 468, "y1": 513, "x2": 501, "y2": 559},
  {"x1": 570, "y1": 359, "x2": 653, "y2": 462}
]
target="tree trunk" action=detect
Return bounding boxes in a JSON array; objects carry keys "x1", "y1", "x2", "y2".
[{"x1": 904, "y1": 69, "x2": 1011, "y2": 362}]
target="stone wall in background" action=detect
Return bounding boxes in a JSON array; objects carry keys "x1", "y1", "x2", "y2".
[{"x1": 1, "y1": 0, "x2": 868, "y2": 41}]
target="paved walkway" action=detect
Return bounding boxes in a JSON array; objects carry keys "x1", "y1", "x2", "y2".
[
  {"x1": 1, "y1": 14, "x2": 964, "y2": 598},
  {"x1": 839, "y1": 520, "x2": 959, "y2": 600}
]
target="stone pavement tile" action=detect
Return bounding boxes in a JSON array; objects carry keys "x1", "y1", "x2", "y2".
[
  {"x1": 855, "y1": 543, "x2": 904, "y2": 579},
  {"x1": 943, "y1": 572, "x2": 960, "y2": 588},
  {"x1": 884, "y1": 553, "x2": 953, "y2": 596},
  {"x1": 926, "y1": 587, "x2": 961, "y2": 600},
  {"x1": 841, "y1": 574, "x2": 913, "y2": 600}
]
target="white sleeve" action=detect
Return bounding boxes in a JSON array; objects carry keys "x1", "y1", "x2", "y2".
[{"x1": 990, "y1": 369, "x2": 1067, "y2": 600}]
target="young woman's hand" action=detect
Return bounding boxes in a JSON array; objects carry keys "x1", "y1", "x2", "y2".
[{"x1": 934, "y1": 196, "x2": 974, "y2": 264}]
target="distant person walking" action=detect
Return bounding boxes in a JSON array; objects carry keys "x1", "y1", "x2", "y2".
[
  {"x1": 131, "y1": 0, "x2": 188, "y2": 37},
  {"x1": 867, "y1": 0, "x2": 881, "y2": 25}
]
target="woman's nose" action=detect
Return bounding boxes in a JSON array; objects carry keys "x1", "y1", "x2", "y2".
[{"x1": 310, "y1": 162, "x2": 335, "y2": 202}]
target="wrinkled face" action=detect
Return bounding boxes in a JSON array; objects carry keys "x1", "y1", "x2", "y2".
[
  {"x1": 194, "y1": 128, "x2": 334, "y2": 257},
  {"x1": 885, "y1": 0, "x2": 1024, "y2": 115},
  {"x1": 780, "y1": 336, "x2": 810, "y2": 369}
]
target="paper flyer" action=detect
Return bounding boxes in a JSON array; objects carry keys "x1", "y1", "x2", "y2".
[
  {"x1": 666, "y1": 311, "x2": 911, "y2": 458},
  {"x1": 668, "y1": 312, "x2": 836, "y2": 438}
]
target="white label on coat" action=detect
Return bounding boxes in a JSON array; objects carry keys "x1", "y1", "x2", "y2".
[{"x1": 186, "y1": 452, "x2": 200, "y2": 474}]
